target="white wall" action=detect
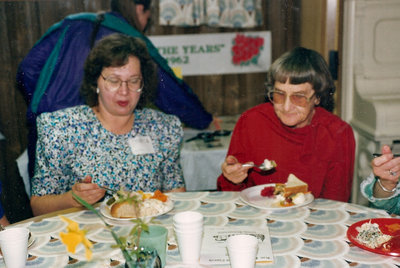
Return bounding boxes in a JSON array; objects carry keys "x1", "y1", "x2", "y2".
[{"x1": 342, "y1": 0, "x2": 400, "y2": 205}]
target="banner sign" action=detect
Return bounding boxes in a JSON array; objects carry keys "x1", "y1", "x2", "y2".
[{"x1": 149, "y1": 31, "x2": 271, "y2": 76}]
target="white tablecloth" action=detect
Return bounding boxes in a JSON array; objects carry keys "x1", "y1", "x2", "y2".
[
  {"x1": 180, "y1": 115, "x2": 239, "y2": 191},
  {"x1": 180, "y1": 134, "x2": 231, "y2": 191}
]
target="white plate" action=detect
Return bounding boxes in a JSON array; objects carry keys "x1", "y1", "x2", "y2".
[
  {"x1": 99, "y1": 197, "x2": 174, "y2": 221},
  {"x1": 0, "y1": 232, "x2": 35, "y2": 258},
  {"x1": 239, "y1": 183, "x2": 314, "y2": 210}
]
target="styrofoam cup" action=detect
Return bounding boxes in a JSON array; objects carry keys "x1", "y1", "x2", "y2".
[
  {"x1": 173, "y1": 211, "x2": 204, "y2": 263},
  {"x1": 173, "y1": 223, "x2": 203, "y2": 232},
  {"x1": 226, "y1": 234, "x2": 258, "y2": 268},
  {"x1": 173, "y1": 211, "x2": 203, "y2": 226},
  {"x1": 0, "y1": 227, "x2": 29, "y2": 268},
  {"x1": 174, "y1": 228, "x2": 203, "y2": 236},
  {"x1": 174, "y1": 228, "x2": 203, "y2": 264}
]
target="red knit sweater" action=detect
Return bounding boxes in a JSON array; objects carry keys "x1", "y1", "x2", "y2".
[{"x1": 217, "y1": 103, "x2": 355, "y2": 202}]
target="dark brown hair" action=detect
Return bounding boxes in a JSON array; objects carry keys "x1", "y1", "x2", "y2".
[
  {"x1": 80, "y1": 33, "x2": 157, "y2": 109},
  {"x1": 110, "y1": 0, "x2": 152, "y2": 32},
  {"x1": 265, "y1": 47, "x2": 335, "y2": 112}
]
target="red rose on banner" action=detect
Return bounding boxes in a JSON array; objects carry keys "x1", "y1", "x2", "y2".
[{"x1": 232, "y1": 33, "x2": 264, "y2": 66}]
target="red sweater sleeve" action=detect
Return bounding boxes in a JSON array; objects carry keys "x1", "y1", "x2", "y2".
[{"x1": 217, "y1": 113, "x2": 256, "y2": 191}]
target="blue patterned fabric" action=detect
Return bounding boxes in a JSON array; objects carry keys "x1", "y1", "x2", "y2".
[
  {"x1": 360, "y1": 173, "x2": 400, "y2": 215},
  {"x1": 31, "y1": 105, "x2": 185, "y2": 196}
]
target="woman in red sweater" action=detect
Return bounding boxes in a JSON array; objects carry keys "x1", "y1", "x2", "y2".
[{"x1": 217, "y1": 47, "x2": 355, "y2": 202}]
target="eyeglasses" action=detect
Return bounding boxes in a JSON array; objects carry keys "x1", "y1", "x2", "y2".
[
  {"x1": 100, "y1": 74, "x2": 144, "y2": 93},
  {"x1": 267, "y1": 89, "x2": 316, "y2": 107}
]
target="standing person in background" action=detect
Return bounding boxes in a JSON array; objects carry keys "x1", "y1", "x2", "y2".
[
  {"x1": 17, "y1": 0, "x2": 218, "y2": 178},
  {"x1": 217, "y1": 47, "x2": 355, "y2": 202},
  {"x1": 31, "y1": 34, "x2": 185, "y2": 216},
  {"x1": 360, "y1": 145, "x2": 400, "y2": 214}
]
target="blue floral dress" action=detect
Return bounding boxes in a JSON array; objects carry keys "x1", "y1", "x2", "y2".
[{"x1": 32, "y1": 105, "x2": 185, "y2": 196}]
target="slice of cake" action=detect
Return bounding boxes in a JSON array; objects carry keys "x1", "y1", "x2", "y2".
[{"x1": 274, "y1": 174, "x2": 308, "y2": 198}]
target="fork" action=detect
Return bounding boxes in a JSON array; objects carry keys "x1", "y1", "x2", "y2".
[
  {"x1": 373, "y1": 153, "x2": 400, "y2": 158},
  {"x1": 77, "y1": 179, "x2": 117, "y2": 193},
  {"x1": 98, "y1": 185, "x2": 118, "y2": 193}
]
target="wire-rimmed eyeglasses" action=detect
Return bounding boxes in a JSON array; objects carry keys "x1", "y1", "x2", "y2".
[
  {"x1": 267, "y1": 89, "x2": 316, "y2": 107},
  {"x1": 100, "y1": 74, "x2": 144, "y2": 93}
]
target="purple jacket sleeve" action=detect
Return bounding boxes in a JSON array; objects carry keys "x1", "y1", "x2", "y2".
[
  {"x1": 16, "y1": 28, "x2": 62, "y2": 104},
  {"x1": 155, "y1": 68, "x2": 212, "y2": 130}
]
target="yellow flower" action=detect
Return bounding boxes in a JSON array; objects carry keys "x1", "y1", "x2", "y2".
[{"x1": 59, "y1": 216, "x2": 93, "y2": 260}]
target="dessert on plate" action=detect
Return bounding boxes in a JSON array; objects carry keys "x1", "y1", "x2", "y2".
[{"x1": 260, "y1": 174, "x2": 309, "y2": 207}]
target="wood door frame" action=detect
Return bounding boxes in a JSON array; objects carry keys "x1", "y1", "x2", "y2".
[{"x1": 300, "y1": 0, "x2": 343, "y2": 116}]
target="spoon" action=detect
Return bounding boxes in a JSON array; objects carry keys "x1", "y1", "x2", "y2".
[{"x1": 242, "y1": 160, "x2": 277, "y2": 171}]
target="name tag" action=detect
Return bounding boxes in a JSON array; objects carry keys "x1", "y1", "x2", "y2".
[{"x1": 128, "y1": 136, "x2": 155, "y2": 155}]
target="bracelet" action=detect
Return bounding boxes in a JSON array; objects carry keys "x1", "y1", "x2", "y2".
[{"x1": 376, "y1": 178, "x2": 397, "y2": 193}]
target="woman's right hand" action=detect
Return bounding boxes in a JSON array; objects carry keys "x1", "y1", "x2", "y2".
[
  {"x1": 372, "y1": 145, "x2": 400, "y2": 193},
  {"x1": 221, "y1": 155, "x2": 253, "y2": 184},
  {"x1": 70, "y1": 175, "x2": 105, "y2": 207}
]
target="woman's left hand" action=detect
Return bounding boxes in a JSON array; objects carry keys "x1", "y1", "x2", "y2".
[{"x1": 372, "y1": 145, "x2": 400, "y2": 196}]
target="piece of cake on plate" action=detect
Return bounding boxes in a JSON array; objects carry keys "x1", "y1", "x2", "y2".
[{"x1": 261, "y1": 174, "x2": 309, "y2": 207}]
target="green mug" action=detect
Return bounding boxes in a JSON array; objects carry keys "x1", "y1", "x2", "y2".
[{"x1": 139, "y1": 225, "x2": 168, "y2": 268}]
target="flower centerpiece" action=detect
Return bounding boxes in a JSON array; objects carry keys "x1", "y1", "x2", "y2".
[{"x1": 59, "y1": 191, "x2": 164, "y2": 268}]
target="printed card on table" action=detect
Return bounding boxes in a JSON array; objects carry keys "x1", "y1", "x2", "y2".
[{"x1": 200, "y1": 226, "x2": 274, "y2": 265}]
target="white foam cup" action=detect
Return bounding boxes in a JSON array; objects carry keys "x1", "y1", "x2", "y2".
[
  {"x1": 173, "y1": 222, "x2": 203, "y2": 232},
  {"x1": 173, "y1": 211, "x2": 204, "y2": 263},
  {"x1": 226, "y1": 234, "x2": 259, "y2": 268},
  {"x1": 174, "y1": 228, "x2": 203, "y2": 264},
  {"x1": 173, "y1": 211, "x2": 203, "y2": 226},
  {"x1": 0, "y1": 227, "x2": 30, "y2": 268},
  {"x1": 174, "y1": 228, "x2": 203, "y2": 236}
]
